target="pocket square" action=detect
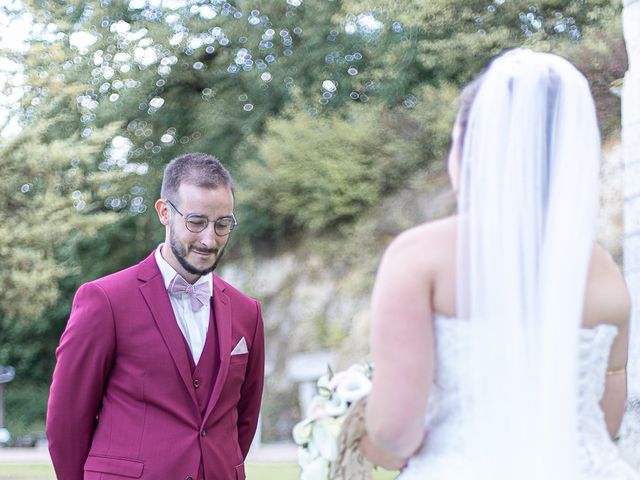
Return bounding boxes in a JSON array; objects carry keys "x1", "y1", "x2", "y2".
[{"x1": 231, "y1": 337, "x2": 248, "y2": 355}]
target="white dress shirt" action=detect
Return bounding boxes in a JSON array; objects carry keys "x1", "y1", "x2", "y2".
[{"x1": 155, "y1": 245, "x2": 212, "y2": 365}]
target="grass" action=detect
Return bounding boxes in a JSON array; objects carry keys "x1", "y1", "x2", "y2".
[
  {"x1": 0, "y1": 463, "x2": 399, "y2": 480},
  {"x1": 0, "y1": 464, "x2": 53, "y2": 480}
]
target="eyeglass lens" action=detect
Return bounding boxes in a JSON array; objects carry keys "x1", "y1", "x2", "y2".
[{"x1": 185, "y1": 215, "x2": 235, "y2": 235}]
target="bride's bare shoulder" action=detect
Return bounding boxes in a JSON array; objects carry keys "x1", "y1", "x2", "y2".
[
  {"x1": 382, "y1": 216, "x2": 457, "y2": 267},
  {"x1": 584, "y1": 243, "x2": 631, "y2": 327},
  {"x1": 395, "y1": 215, "x2": 456, "y2": 244}
]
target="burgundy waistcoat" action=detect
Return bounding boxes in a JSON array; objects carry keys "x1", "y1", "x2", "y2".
[{"x1": 181, "y1": 304, "x2": 220, "y2": 479}]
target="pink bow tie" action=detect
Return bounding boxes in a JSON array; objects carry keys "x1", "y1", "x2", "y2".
[{"x1": 168, "y1": 275, "x2": 210, "y2": 312}]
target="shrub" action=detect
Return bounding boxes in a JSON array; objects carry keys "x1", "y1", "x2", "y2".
[
  {"x1": 3, "y1": 381, "x2": 49, "y2": 437},
  {"x1": 238, "y1": 85, "x2": 457, "y2": 241}
]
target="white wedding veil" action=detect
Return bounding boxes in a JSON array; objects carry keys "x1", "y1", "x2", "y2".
[{"x1": 456, "y1": 49, "x2": 601, "y2": 479}]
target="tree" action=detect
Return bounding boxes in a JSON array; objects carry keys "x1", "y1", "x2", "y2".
[
  {"x1": 238, "y1": 83, "x2": 458, "y2": 238},
  {"x1": 0, "y1": 113, "x2": 122, "y2": 383}
]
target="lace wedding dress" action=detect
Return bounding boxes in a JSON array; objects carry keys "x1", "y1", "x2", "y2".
[
  {"x1": 619, "y1": 399, "x2": 640, "y2": 471},
  {"x1": 398, "y1": 315, "x2": 640, "y2": 480}
]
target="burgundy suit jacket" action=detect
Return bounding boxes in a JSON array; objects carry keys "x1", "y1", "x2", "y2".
[{"x1": 46, "y1": 252, "x2": 265, "y2": 480}]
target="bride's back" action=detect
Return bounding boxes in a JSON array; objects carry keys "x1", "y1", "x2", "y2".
[
  {"x1": 380, "y1": 213, "x2": 637, "y2": 480},
  {"x1": 417, "y1": 213, "x2": 630, "y2": 439},
  {"x1": 424, "y1": 215, "x2": 630, "y2": 331}
]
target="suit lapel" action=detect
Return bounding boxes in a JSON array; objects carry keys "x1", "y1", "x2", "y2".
[
  {"x1": 138, "y1": 254, "x2": 199, "y2": 409},
  {"x1": 203, "y1": 277, "x2": 232, "y2": 422}
]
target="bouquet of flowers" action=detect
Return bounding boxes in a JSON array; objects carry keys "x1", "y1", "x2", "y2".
[{"x1": 292, "y1": 363, "x2": 373, "y2": 480}]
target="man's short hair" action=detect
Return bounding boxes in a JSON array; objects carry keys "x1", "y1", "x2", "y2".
[{"x1": 161, "y1": 152, "x2": 234, "y2": 201}]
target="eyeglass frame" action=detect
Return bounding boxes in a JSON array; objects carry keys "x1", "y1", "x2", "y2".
[{"x1": 165, "y1": 199, "x2": 238, "y2": 236}]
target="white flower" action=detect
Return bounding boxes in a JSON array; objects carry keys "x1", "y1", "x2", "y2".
[
  {"x1": 312, "y1": 418, "x2": 341, "y2": 461},
  {"x1": 324, "y1": 395, "x2": 348, "y2": 417},
  {"x1": 307, "y1": 395, "x2": 347, "y2": 419},
  {"x1": 292, "y1": 418, "x2": 314, "y2": 445},
  {"x1": 307, "y1": 396, "x2": 329, "y2": 420},
  {"x1": 298, "y1": 443, "x2": 318, "y2": 466},
  {"x1": 332, "y1": 366, "x2": 372, "y2": 403},
  {"x1": 300, "y1": 455, "x2": 330, "y2": 480}
]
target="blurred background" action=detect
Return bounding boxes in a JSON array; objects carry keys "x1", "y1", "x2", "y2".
[{"x1": 0, "y1": 0, "x2": 628, "y2": 447}]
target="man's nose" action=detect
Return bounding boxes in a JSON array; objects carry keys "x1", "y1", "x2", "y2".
[{"x1": 199, "y1": 222, "x2": 222, "y2": 247}]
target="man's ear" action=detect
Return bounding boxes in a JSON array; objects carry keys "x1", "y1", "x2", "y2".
[{"x1": 155, "y1": 199, "x2": 171, "y2": 226}]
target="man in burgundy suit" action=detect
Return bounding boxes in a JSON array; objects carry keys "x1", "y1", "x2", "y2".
[{"x1": 46, "y1": 153, "x2": 265, "y2": 480}]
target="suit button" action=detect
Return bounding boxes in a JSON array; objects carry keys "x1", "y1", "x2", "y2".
[
  {"x1": 200, "y1": 429, "x2": 206, "y2": 437},
  {"x1": 193, "y1": 379, "x2": 200, "y2": 388}
]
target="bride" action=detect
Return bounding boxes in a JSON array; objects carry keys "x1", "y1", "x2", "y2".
[{"x1": 360, "y1": 49, "x2": 638, "y2": 479}]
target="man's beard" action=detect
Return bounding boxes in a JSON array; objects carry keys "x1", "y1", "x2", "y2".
[{"x1": 169, "y1": 228, "x2": 226, "y2": 277}]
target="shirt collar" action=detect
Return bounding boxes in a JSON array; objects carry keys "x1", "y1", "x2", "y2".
[{"x1": 154, "y1": 244, "x2": 213, "y2": 295}]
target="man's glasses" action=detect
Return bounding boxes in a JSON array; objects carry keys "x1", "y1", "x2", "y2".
[{"x1": 166, "y1": 199, "x2": 237, "y2": 236}]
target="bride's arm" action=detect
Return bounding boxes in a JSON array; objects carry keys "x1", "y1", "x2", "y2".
[
  {"x1": 359, "y1": 433, "x2": 408, "y2": 470},
  {"x1": 601, "y1": 315, "x2": 630, "y2": 439},
  {"x1": 364, "y1": 224, "x2": 437, "y2": 459},
  {"x1": 590, "y1": 244, "x2": 631, "y2": 439}
]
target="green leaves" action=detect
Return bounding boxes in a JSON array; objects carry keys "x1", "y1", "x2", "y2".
[
  {"x1": 239, "y1": 83, "x2": 457, "y2": 239},
  {"x1": 0, "y1": 121, "x2": 119, "y2": 322}
]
